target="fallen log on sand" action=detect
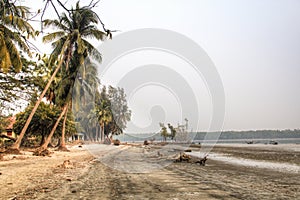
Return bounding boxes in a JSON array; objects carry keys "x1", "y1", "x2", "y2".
[
  {"x1": 174, "y1": 153, "x2": 191, "y2": 163},
  {"x1": 195, "y1": 156, "x2": 208, "y2": 166},
  {"x1": 174, "y1": 152, "x2": 208, "y2": 166}
]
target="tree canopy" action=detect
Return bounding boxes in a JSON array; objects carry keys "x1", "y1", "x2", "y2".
[{"x1": 0, "y1": 1, "x2": 131, "y2": 151}]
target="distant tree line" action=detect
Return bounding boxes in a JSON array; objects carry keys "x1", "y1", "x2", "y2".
[{"x1": 193, "y1": 129, "x2": 300, "y2": 140}]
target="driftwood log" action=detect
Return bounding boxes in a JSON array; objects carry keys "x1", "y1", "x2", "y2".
[
  {"x1": 195, "y1": 156, "x2": 208, "y2": 166},
  {"x1": 175, "y1": 153, "x2": 191, "y2": 163}
]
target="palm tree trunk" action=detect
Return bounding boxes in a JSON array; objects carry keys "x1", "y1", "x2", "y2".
[
  {"x1": 100, "y1": 124, "x2": 104, "y2": 143},
  {"x1": 58, "y1": 103, "x2": 69, "y2": 151},
  {"x1": 95, "y1": 122, "x2": 98, "y2": 142},
  {"x1": 96, "y1": 124, "x2": 100, "y2": 142},
  {"x1": 9, "y1": 57, "x2": 65, "y2": 152},
  {"x1": 36, "y1": 104, "x2": 68, "y2": 153}
]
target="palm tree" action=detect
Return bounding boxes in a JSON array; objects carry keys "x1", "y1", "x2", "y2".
[
  {"x1": 73, "y1": 58, "x2": 101, "y2": 141},
  {"x1": 9, "y1": 1, "x2": 106, "y2": 153},
  {"x1": 98, "y1": 101, "x2": 113, "y2": 142},
  {"x1": 95, "y1": 87, "x2": 113, "y2": 142},
  {"x1": 0, "y1": 1, "x2": 34, "y2": 72}
]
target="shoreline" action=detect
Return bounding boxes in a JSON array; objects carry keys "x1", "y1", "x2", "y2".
[{"x1": 1, "y1": 143, "x2": 299, "y2": 199}]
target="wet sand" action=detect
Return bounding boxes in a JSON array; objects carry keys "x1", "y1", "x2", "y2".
[{"x1": 1, "y1": 144, "x2": 299, "y2": 199}]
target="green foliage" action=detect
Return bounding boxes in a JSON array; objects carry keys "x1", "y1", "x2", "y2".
[
  {"x1": 72, "y1": 58, "x2": 101, "y2": 140},
  {"x1": 0, "y1": 109, "x2": 9, "y2": 132},
  {"x1": 107, "y1": 86, "x2": 131, "y2": 133},
  {"x1": 168, "y1": 123, "x2": 176, "y2": 140},
  {"x1": 159, "y1": 122, "x2": 177, "y2": 141},
  {"x1": 0, "y1": 59, "x2": 45, "y2": 114},
  {"x1": 13, "y1": 102, "x2": 76, "y2": 145},
  {"x1": 95, "y1": 85, "x2": 131, "y2": 137},
  {"x1": 42, "y1": 0, "x2": 107, "y2": 112},
  {"x1": 0, "y1": 1, "x2": 127, "y2": 145},
  {"x1": 159, "y1": 123, "x2": 168, "y2": 141},
  {"x1": 43, "y1": 1, "x2": 105, "y2": 67},
  {"x1": 0, "y1": 0, "x2": 35, "y2": 72}
]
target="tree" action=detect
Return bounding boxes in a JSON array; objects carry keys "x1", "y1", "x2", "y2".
[
  {"x1": 0, "y1": 0, "x2": 35, "y2": 72},
  {"x1": 95, "y1": 86, "x2": 113, "y2": 141},
  {"x1": 160, "y1": 123, "x2": 168, "y2": 142},
  {"x1": 13, "y1": 102, "x2": 76, "y2": 147},
  {"x1": 0, "y1": 1, "x2": 39, "y2": 128},
  {"x1": 9, "y1": 1, "x2": 106, "y2": 152},
  {"x1": 73, "y1": 58, "x2": 101, "y2": 141},
  {"x1": 168, "y1": 123, "x2": 176, "y2": 141},
  {"x1": 94, "y1": 85, "x2": 131, "y2": 141},
  {"x1": 107, "y1": 86, "x2": 131, "y2": 134}
]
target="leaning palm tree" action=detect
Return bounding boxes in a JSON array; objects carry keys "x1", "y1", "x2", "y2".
[
  {"x1": 0, "y1": 0, "x2": 34, "y2": 72},
  {"x1": 10, "y1": 1, "x2": 106, "y2": 153}
]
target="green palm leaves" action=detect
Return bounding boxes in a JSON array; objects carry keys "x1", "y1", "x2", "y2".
[
  {"x1": 42, "y1": 5, "x2": 106, "y2": 66},
  {"x1": 0, "y1": 0, "x2": 34, "y2": 72},
  {"x1": 9, "y1": 1, "x2": 107, "y2": 151}
]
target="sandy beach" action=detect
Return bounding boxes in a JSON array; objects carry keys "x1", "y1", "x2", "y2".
[{"x1": 0, "y1": 143, "x2": 299, "y2": 200}]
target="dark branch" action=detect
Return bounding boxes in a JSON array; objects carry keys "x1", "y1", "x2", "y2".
[{"x1": 40, "y1": 0, "x2": 50, "y2": 32}]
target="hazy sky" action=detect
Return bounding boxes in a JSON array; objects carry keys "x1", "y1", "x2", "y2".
[{"x1": 24, "y1": 0, "x2": 300, "y2": 131}]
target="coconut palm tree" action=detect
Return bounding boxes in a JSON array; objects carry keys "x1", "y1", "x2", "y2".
[
  {"x1": 95, "y1": 86, "x2": 113, "y2": 141},
  {"x1": 0, "y1": 0, "x2": 34, "y2": 72},
  {"x1": 73, "y1": 58, "x2": 100, "y2": 141},
  {"x1": 9, "y1": 1, "x2": 106, "y2": 153}
]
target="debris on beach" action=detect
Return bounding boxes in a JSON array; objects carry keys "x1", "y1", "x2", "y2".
[
  {"x1": 173, "y1": 151, "x2": 208, "y2": 166},
  {"x1": 175, "y1": 153, "x2": 191, "y2": 163},
  {"x1": 33, "y1": 148, "x2": 52, "y2": 156},
  {"x1": 58, "y1": 160, "x2": 74, "y2": 169},
  {"x1": 3, "y1": 148, "x2": 22, "y2": 155},
  {"x1": 195, "y1": 156, "x2": 208, "y2": 166},
  {"x1": 269, "y1": 140, "x2": 278, "y2": 145},
  {"x1": 113, "y1": 139, "x2": 120, "y2": 146}
]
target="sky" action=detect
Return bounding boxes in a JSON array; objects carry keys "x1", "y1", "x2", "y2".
[{"x1": 22, "y1": 0, "x2": 300, "y2": 131}]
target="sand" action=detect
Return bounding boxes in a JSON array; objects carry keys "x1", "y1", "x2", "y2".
[{"x1": 0, "y1": 143, "x2": 299, "y2": 199}]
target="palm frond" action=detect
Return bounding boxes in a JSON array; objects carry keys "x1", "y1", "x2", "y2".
[
  {"x1": 43, "y1": 31, "x2": 66, "y2": 43},
  {"x1": 43, "y1": 19, "x2": 69, "y2": 31},
  {"x1": 2, "y1": 25, "x2": 31, "y2": 56},
  {"x1": 82, "y1": 28, "x2": 106, "y2": 41},
  {"x1": 0, "y1": 32, "x2": 22, "y2": 72},
  {"x1": 6, "y1": 37, "x2": 23, "y2": 72},
  {"x1": 0, "y1": 33, "x2": 12, "y2": 72},
  {"x1": 82, "y1": 39, "x2": 102, "y2": 63},
  {"x1": 49, "y1": 36, "x2": 69, "y2": 65},
  {"x1": 2, "y1": 15, "x2": 34, "y2": 37}
]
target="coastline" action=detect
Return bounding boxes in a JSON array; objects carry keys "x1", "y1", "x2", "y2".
[{"x1": 1, "y1": 143, "x2": 299, "y2": 199}]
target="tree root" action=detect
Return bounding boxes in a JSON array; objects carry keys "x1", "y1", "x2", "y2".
[
  {"x1": 57, "y1": 146, "x2": 70, "y2": 152},
  {"x1": 4, "y1": 148, "x2": 22, "y2": 155}
]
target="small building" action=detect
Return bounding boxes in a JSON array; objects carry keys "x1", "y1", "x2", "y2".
[
  {"x1": 69, "y1": 132, "x2": 85, "y2": 141},
  {"x1": 0, "y1": 116, "x2": 17, "y2": 143}
]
